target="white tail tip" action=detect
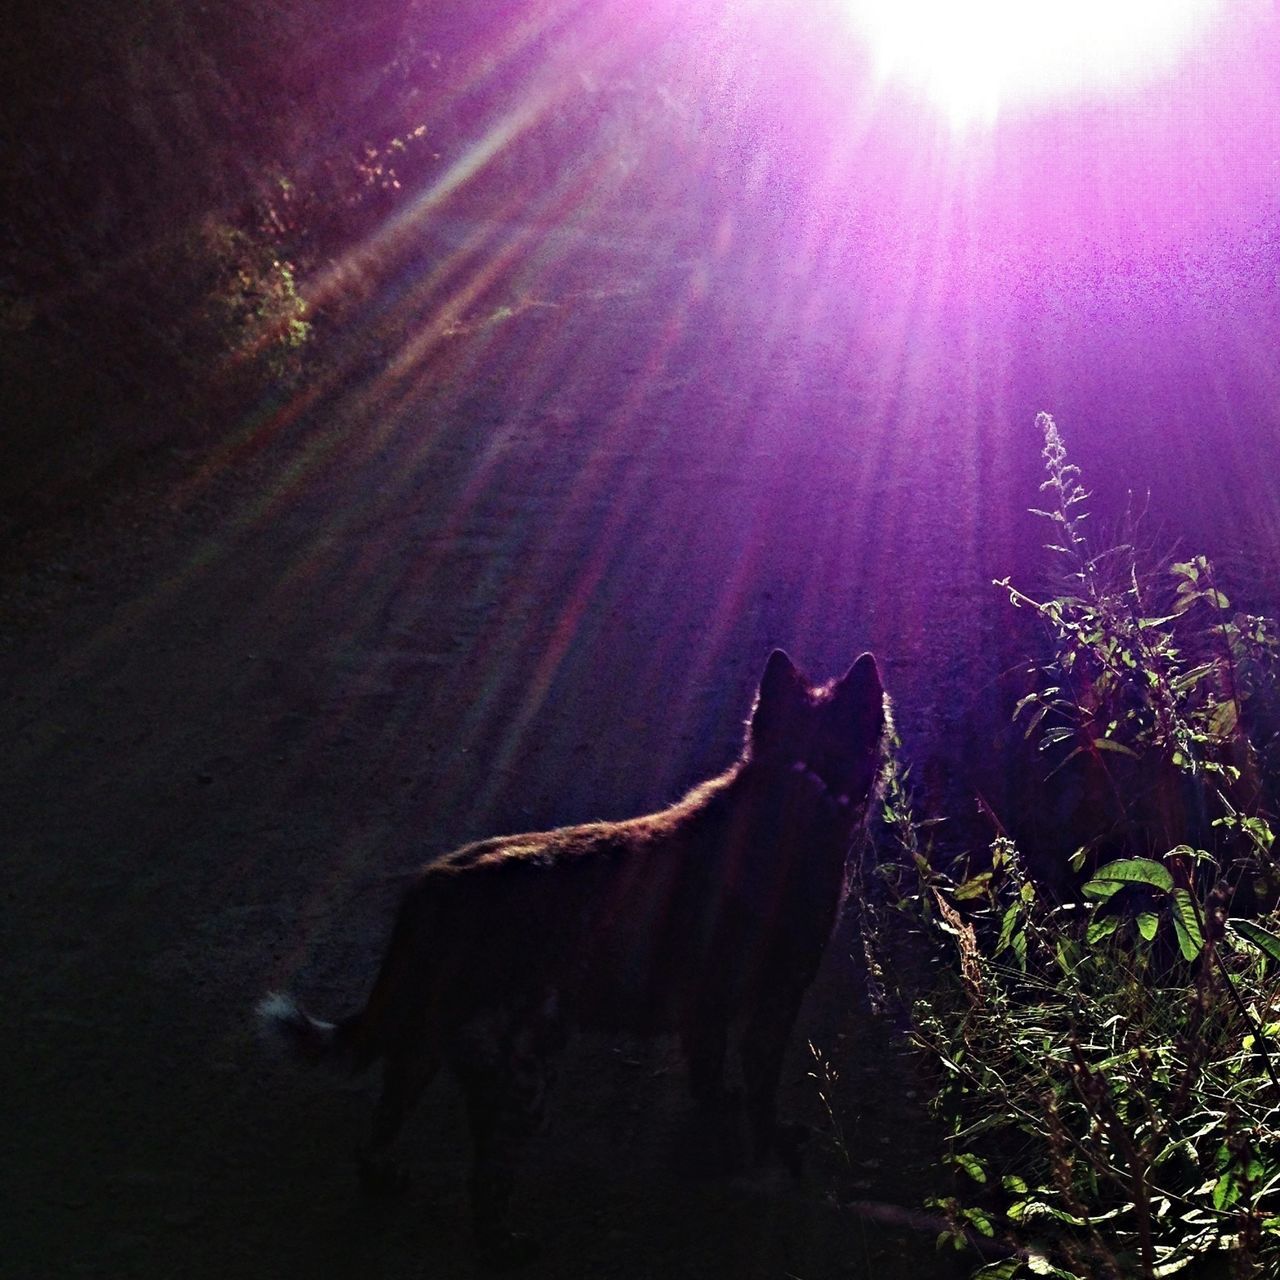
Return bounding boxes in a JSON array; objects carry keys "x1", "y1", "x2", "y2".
[
  {"x1": 256, "y1": 991, "x2": 338, "y2": 1063},
  {"x1": 257, "y1": 991, "x2": 299, "y2": 1028}
]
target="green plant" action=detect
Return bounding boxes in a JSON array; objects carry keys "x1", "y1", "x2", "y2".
[
  {"x1": 198, "y1": 220, "x2": 312, "y2": 385},
  {"x1": 866, "y1": 414, "x2": 1280, "y2": 1278},
  {"x1": 995, "y1": 413, "x2": 1279, "y2": 888}
]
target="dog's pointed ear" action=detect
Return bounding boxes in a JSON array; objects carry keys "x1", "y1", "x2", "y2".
[
  {"x1": 831, "y1": 652, "x2": 884, "y2": 729},
  {"x1": 759, "y1": 648, "x2": 804, "y2": 702},
  {"x1": 751, "y1": 649, "x2": 806, "y2": 740}
]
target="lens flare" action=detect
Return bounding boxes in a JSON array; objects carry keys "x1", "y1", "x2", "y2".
[{"x1": 844, "y1": 0, "x2": 1219, "y2": 123}]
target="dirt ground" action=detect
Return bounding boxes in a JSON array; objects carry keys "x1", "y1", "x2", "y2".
[{"x1": 5, "y1": 202, "x2": 1276, "y2": 1279}]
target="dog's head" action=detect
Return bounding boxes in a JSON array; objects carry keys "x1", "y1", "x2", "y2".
[{"x1": 748, "y1": 649, "x2": 886, "y2": 810}]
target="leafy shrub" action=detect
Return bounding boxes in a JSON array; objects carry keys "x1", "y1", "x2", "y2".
[
  {"x1": 37, "y1": 217, "x2": 312, "y2": 411},
  {"x1": 865, "y1": 414, "x2": 1280, "y2": 1279},
  {"x1": 996, "y1": 414, "x2": 1280, "y2": 895},
  {"x1": 191, "y1": 220, "x2": 312, "y2": 388}
]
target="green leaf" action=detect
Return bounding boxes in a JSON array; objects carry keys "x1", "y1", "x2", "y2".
[
  {"x1": 953, "y1": 872, "x2": 992, "y2": 901},
  {"x1": 1013, "y1": 692, "x2": 1043, "y2": 718},
  {"x1": 1086, "y1": 915, "x2": 1120, "y2": 946},
  {"x1": 962, "y1": 1206, "x2": 995, "y2": 1237},
  {"x1": 1021, "y1": 704, "x2": 1052, "y2": 739},
  {"x1": 1171, "y1": 662, "x2": 1216, "y2": 693},
  {"x1": 952, "y1": 1152, "x2": 988, "y2": 1183},
  {"x1": 1027, "y1": 1257, "x2": 1080, "y2": 1279},
  {"x1": 1208, "y1": 699, "x2": 1239, "y2": 737},
  {"x1": 1231, "y1": 919, "x2": 1280, "y2": 966},
  {"x1": 1171, "y1": 889, "x2": 1204, "y2": 961},
  {"x1": 1040, "y1": 727, "x2": 1075, "y2": 747},
  {"x1": 1093, "y1": 738, "x2": 1139, "y2": 757},
  {"x1": 1013, "y1": 1200, "x2": 1087, "y2": 1226},
  {"x1": 997, "y1": 903, "x2": 1021, "y2": 954},
  {"x1": 1082, "y1": 858, "x2": 1174, "y2": 899},
  {"x1": 1136, "y1": 912, "x2": 1160, "y2": 942},
  {"x1": 973, "y1": 1260, "x2": 1022, "y2": 1278},
  {"x1": 1243, "y1": 816, "x2": 1275, "y2": 851}
]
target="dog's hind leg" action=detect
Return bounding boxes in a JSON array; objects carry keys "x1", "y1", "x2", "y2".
[
  {"x1": 454, "y1": 996, "x2": 563, "y2": 1269},
  {"x1": 359, "y1": 1047, "x2": 440, "y2": 1196}
]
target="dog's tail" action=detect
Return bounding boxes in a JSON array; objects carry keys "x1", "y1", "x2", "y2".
[{"x1": 256, "y1": 992, "x2": 367, "y2": 1072}]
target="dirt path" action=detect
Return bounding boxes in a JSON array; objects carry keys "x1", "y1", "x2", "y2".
[{"x1": 5, "y1": 203, "x2": 1275, "y2": 1278}]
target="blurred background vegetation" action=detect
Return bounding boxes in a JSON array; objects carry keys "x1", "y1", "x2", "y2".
[
  {"x1": 2, "y1": 0, "x2": 851, "y2": 537},
  {"x1": 4, "y1": 0, "x2": 437, "y2": 529},
  {"x1": 0, "y1": 2, "x2": 675, "y2": 524}
]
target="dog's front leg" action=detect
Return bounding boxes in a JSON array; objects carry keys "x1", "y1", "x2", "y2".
[{"x1": 740, "y1": 981, "x2": 808, "y2": 1178}]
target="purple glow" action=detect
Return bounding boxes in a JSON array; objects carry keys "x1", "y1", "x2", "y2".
[
  {"x1": 731, "y1": 0, "x2": 1280, "y2": 293},
  {"x1": 149, "y1": 0, "x2": 1280, "y2": 797}
]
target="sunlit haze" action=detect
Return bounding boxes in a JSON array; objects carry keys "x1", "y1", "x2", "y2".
[{"x1": 843, "y1": 0, "x2": 1220, "y2": 123}]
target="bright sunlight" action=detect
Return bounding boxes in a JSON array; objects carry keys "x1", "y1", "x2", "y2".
[{"x1": 843, "y1": 0, "x2": 1219, "y2": 124}]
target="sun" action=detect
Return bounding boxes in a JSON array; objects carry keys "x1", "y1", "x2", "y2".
[{"x1": 843, "y1": 0, "x2": 1219, "y2": 124}]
